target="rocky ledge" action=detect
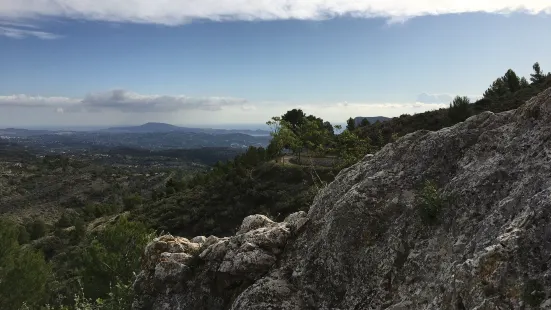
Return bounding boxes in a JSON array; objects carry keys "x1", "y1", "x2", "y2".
[
  {"x1": 133, "y1": 212, "x2": 308, "y2": 309},
  {"x1": 134, "y1": 87, "x2": 551, "y2": 309}
]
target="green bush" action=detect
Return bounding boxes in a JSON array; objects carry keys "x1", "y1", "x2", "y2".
[
  {"x1": 79, "y1": 216, "x2": 153, "y2": 300},
  {"x1": 84, "y1": 204, "x2": 119, "y2": 220},
  {"x1": 122, "y1": 194, "x2": 142, "y2": 211},
  {"x1": 416, "y1": 181, "x2": 447, "y2": 225},
  {"x1": 56, "y1": 213, "x2": 74, "y2": 229},
  {"x1": 27, "y1": 218, "x2": 48, "y2": 240},
  {"x1": 448, "y1": 96, "x2": 472, "y2": 123},
  {"x1": 0, "y1": 218, "x2": 52, "y2": 310},
  {"x1": 17, "y1": 225, "x2": 30, "y2": 244}
]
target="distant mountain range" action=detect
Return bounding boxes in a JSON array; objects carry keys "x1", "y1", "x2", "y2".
[
  {"x1": 2, "y1": 119, "x2": 393, "y2": 137},
  {"x1": 353, "y1": 116, "x2": 391, "y2": 126},
  {"x1": 0, "y1": 123, "x2": 271, "y2": 137},
  {"x1": 0, "y1": 124, "x2": 272, "y2": 151},
  {"x1": 103, "y1": 122, "x2": 271, "y2": 136}
]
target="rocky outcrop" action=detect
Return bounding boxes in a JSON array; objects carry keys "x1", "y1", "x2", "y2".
[
  {"x1": 133, "y1": 213, "x2": 308, "y2": 310},
  {"x1": 134, "y1": 87, "x2": 551, "y2": 309}
]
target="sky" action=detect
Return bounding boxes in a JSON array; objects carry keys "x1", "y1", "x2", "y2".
[{"x1": 0, "y1": 1, "x2": 550, "y2": 129}]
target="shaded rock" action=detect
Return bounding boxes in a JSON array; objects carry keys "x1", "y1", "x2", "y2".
[
  {"x1": 283, "y1": 211, "x2": 308, "y2": 233},
  {"x1": 230, "y1": 272, "x2": 304, "y2": 310}
]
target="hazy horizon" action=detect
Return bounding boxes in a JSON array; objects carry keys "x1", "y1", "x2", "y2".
[{"x1": 7, "y1": 123, "x2": 275, "y2": 131}]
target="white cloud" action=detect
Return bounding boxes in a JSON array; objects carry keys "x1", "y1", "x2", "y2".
[
  {"x1": 0, "y1": 1, "x2": 549, "y2": 26},
  {"x1": 416, "y1": 93, "x2": 454, "y2": 104},
  {"x1": 0, "y1": 25, "x2": 61, "y2": 39},
  {"x1": 0, "y1": 20, "x2": 39, "y2": 28},
  {"x1": 0, "y1": 94, "x2": 80, "y2": 107},
  {"x1": 0, "y1": 90, "x2": 248, "y2": 113},
  {"x1": 416, "y1": 93, "x2": 484, "y2": 104},
  {"x1": 241, "y1": 104, "x2": 257, "y2": 111},
  {"x1": 0, "y1": 19, "x2": 61, "y2": 38}
]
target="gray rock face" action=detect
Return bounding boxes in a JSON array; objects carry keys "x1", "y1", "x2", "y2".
[{"x1": 134, "y1": 88, "x2": 551, "y2": 309}]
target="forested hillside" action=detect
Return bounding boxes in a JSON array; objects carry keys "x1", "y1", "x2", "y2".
[
  {"x1": 0, "y1": 62, "x2": 550, "y2": 310},
  {"x1": 354, "y1": 63, "x2": 551, "y2": 147},
  {"x1": 134, "y1": 149, "x2": 338, "y2": 237}
]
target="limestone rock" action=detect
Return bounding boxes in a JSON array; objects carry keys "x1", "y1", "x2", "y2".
[
  {"x1": 134, "y1": 87, "x2": 551, "y2": 310},
  {"x1": 191, "y1": 236, "x2": 207, "y2": 244},
  {"x1": 133, "y1": 213, "x2": 297, "y2": 309},
  {"x1": 283, "y1": 211, "x2": 308, "y2": 233},
  {"x1": 237, "y1": 214, "x2": 276, "y2": 234}
]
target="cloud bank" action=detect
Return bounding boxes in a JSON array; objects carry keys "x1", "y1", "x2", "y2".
[
  {"x1": 0, "y1": 90, "x2": 459, "y2": 126},
  {"x1": 0, "y1": 1, "x2": 549, "y2": 27},
  {"x1": 0, "y1": 90, "x2": 249, "y2": 113}
]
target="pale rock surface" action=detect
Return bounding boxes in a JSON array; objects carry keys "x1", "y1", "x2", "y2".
[
  {"x1": 237, "y1": 214, "x2": 277, "y2": 234},
  {"x1": 191, "y1": 236, "x2": 207, "y2": 244},
  {"x1": 133, "y1": 212, "x2": 306, "y2": 310},
  {"x1": 134, "y1": 88, "x2": 551, "y2": 309}
]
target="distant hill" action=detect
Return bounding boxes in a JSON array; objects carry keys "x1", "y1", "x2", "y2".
[
  {"x1": 0, "y1": 128, "x2": 53, "y2": 137},
  {"x1": 104, "y1": 122, "x2": 183, "y2": 133},
  {"x1": 353, "y1": 116, "x2": 391, "y2": 126},
  {"x1": 103, "y1": 122, "x2": 271, "y2": 136}
]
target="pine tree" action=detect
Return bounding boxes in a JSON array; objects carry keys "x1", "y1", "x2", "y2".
[
  {"x1": 530, "y1": 62, "x2": 545, "y2": 84},
  {"x1": 281, "y1": 109, "x2": 306, "y2": 134},
  {"x1": 483, "y1": 77, "x2": 509, "y2": 100},
  {"x1": 503, "y1": 69, "x2": 521, "y2": 93},
  {"x1": 346, "y1": 117, "x2": 356, "y2": 131},
  {"x1": 520, "y1": 77, "x2": 530, "y2": 88},
  {"x1": 448, "y1": 96, "x2": 471, "y2": 123}
]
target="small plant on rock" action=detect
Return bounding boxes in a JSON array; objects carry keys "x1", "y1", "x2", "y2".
[{"x1": 416, "y1": 180, "x2": 447, "y2": 225}]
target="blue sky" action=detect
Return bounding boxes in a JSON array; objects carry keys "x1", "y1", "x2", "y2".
[{"x1": 0, "y1": 1, "x2": 550, "y2": 128}]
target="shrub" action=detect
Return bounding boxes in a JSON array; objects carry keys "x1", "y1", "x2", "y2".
[
  {"x1": 416, "y1": 180, "x2": 446, "y2": 225},
  {"x1": 1, "y1": 218, "x2": 52, "y2": 310},
  {"x1": 17, "y1": 225, "x2": 30, "y2": 244},
  {"x1": 448, "y1": 96, "x2": 472, "y2": 123},
  {"x1": 79, "y1": 216, "x2": 153, "y2": 300},
  {"x1": 27, "y1": 218, "x2": 48, "y2": 240},
  {"x1": 122, "y1": 194, "x2": 142, "y2": 211},
  {"x1": 56, "y1": 213, "x2": 73, "y2": 229},
  {"x1": 41, "y1": 279, "x2": 134, "y2": 310}
]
